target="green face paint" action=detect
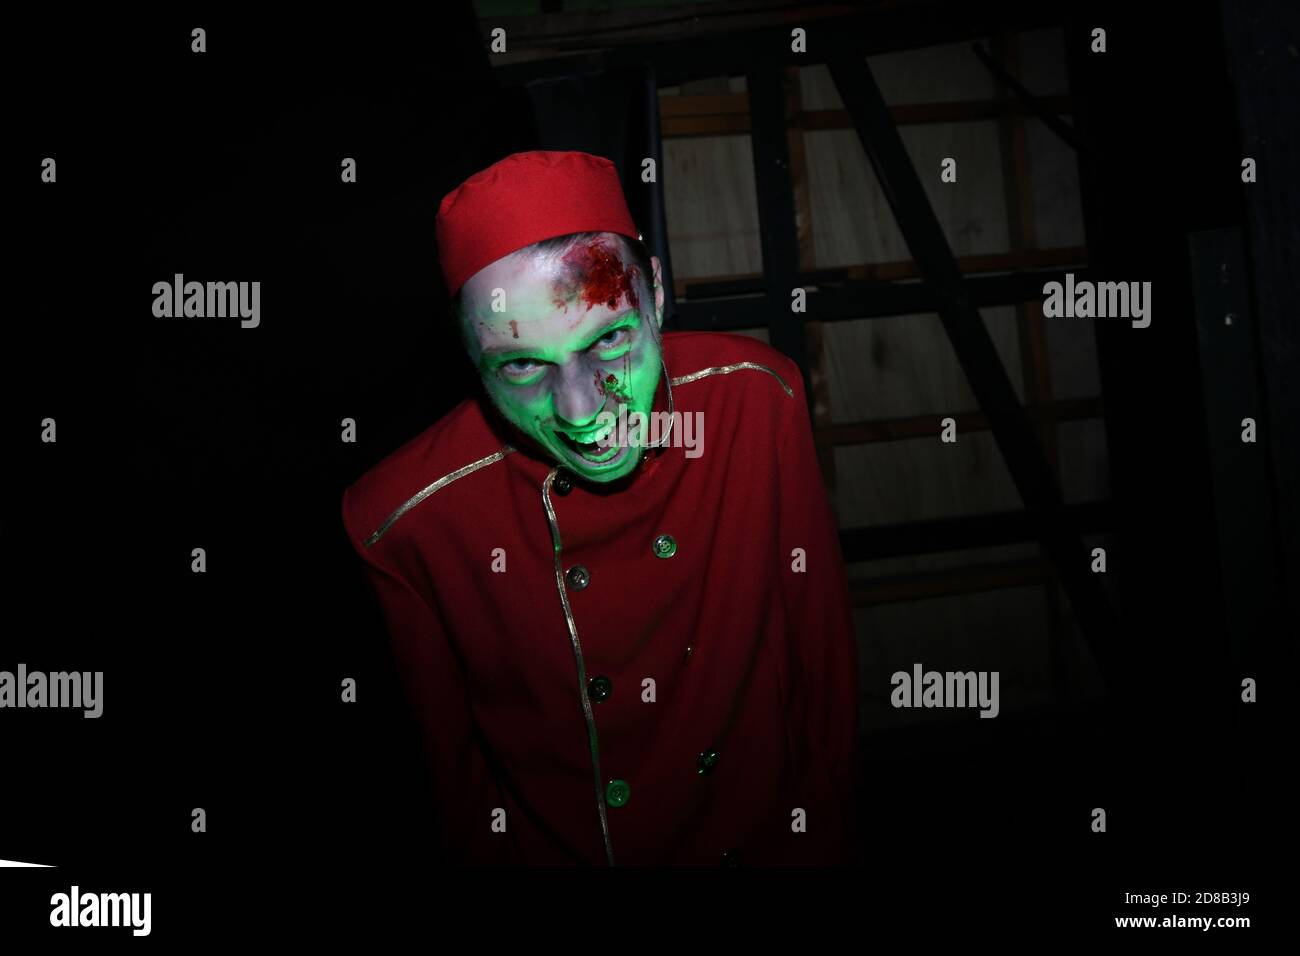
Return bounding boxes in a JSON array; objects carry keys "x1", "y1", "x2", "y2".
[{"x1": 459, "y1": 235, "x2": 662, "y2": 483}]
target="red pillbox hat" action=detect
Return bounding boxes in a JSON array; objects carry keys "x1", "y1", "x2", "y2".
[{"x1": 435, "y1": 150, "x2": 640, "y2": 300}]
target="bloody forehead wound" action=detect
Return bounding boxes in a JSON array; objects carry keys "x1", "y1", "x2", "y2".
[
  {"x1": 435, "y1": 150, "x2": 641, "y2": 300},
  {"x1": 551, "y1": 238, "x2": 641, "y2": 315}
]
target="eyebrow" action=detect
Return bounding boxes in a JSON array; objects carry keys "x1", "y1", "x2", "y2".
[{"x1": 480, "y1": 310, "x2": 642, "y2": 365}]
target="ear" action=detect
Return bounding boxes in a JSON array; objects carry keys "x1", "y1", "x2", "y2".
[{"x1": 650, "y1": 255, "x2": 664, "y2": 330}]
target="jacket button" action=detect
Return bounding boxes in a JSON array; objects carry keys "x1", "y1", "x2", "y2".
[
  {"x1": 554, "y1": 470, "x2": 573, "y2": 496},
  {"x1": 605, "y1": 779, "x2": 630, "y2": 808},
  {"x1": 697, "y1": 749, "x2": 720, "y2": 775},
  {"x1": 588, "y1": 675, "x2": 613, "y2": 703},
  {"x1": 565, "y1": 565, "x2": 589, "y2": 591},
  {"x1": 652, "y1": 534, "x2": 677, "y2": 558},
  {"x1": 721, "y1": 848, "x2": 744, "y2": 867}
]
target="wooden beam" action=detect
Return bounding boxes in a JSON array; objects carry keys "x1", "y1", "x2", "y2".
[
  {"x1": 673, "y1": 246, "x2": 1087, "y2": 299},
  {"x1": 784, "y1": 65, "x2": 840, "y2": 506},
  {"x1": 660, "y1": 94, "x2": 1075, "y2": 138},
  {"x1": 841, "y1": 501, "x2": 1115, "y2": 562},
  {"x1": 814, "y1": 398, "x2": 1103, "y2": 448},
  {"x1": 483, "y1": 2, "x2": 859, "y2": 53},
  {"x1": 849, "y1": 558, "x2": 1051, "y2": 606},
  {"x1": 993, "y1": 30, "x2": 1071, "y2": 698},
  {"x1": 490, "y1": 2, "x2": 1061, "y2": 88}
]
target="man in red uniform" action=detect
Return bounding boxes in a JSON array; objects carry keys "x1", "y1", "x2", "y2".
[{"x1": 340, "y1": 150, "x2": 858, "y2": 866}]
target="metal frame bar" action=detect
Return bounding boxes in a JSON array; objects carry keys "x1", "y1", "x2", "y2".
[
  {"x1": 1188, "y1": 227, "x2": 1278, "y2": 662},
  {"x1": 746, "y1": 65, "x2": 812, "y2": 408}
]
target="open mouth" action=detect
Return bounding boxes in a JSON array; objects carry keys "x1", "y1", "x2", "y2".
[{"x1": 555, "y1": 428, "x2": 627, "y2": 465}]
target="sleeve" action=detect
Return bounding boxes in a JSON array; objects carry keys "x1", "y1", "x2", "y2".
[
  {"x1": 341, "y1": 487, "x2": 519, "y2": 866},
  {"x1": 775, "y1": 361, "x2": 861, "y2": 865}
]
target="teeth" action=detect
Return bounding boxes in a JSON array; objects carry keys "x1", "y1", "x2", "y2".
[
  {"x1": 555, "y1": 427, "x2": 624, "y2": 463},
  {"x1": 557, "y1": 428, "x2": 613, "y2": 448}
]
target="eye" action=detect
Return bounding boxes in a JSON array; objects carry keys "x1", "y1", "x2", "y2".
[
  {"x1": 497, "y1": 358, "x2": 545, "y2": 382},
  {"x1": 592, "y1": 328, "x2": 629, "y2": 351}
]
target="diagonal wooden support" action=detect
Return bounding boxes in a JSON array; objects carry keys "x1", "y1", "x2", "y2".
[{"x1": 826, "y1": 55, "x2": 1119, "y2": 682}]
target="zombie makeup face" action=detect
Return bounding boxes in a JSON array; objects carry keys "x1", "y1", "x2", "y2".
[{"x1": 459, "y1": 233, "x2": 665, "y2": 483}]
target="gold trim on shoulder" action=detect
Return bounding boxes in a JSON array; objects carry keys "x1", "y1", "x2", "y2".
[
  {"x1": 364, "y1": 445, "x2": 516, "y2": 548},
  {"x1": 669, "y1": 361, "x2": 793, "y2": 396}
]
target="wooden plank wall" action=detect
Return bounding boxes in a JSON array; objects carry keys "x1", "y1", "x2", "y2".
[{"x1": 658, "y1": 29, "x2": 1110, "y2": 731}]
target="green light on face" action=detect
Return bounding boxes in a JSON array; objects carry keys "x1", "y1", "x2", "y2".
[{"x1": 476, "y1": 313, "x2": 659, "y2": 483}]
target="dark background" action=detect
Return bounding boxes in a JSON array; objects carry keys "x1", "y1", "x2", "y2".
[{"x1": 2, "y1": 0, "x2": 1291, "y2": 934}]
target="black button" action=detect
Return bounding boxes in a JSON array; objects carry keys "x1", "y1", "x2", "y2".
[
  {"x1": 565, "y1": 565, "x2": 590, "y2": 591},
  {"x1": 721, "y1": 848, "x2": 744, "y2": 867},
  {"x1": 697, "y1": 749, "x2": 720, "y2": 775},
  {"x1": 554, "y1": 471, "x2": 573, "y2": 496},
  {"x1": 588, "y1": 675, "x2": 613, "y2": 703}
]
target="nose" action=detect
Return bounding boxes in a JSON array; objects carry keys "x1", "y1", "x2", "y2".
[{"x1": 551, "y1": 362, "x2": 607, "y2": 427}]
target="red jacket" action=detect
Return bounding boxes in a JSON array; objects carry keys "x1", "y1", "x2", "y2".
[{"x1": 341, "y1": 331, "x2": 858, "y2": 866}]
